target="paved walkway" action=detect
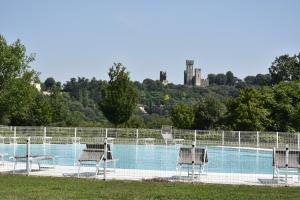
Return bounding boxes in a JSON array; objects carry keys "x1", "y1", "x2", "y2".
[{"x1": 1, "y1": 161, "x2": 299, "y2": 186}]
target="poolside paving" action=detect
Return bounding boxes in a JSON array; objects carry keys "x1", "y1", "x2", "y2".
[{"x1": 1, "y1": 161, "x2": 299, "y2": 186}]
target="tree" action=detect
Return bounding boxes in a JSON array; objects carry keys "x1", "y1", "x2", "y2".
[
  {"x1": 28, "y1": 94, "x2": 52, "y2": 125},
  {"x1": 44, "y1": 77, "x2": 56, "y2": 91},
  {"x1": 99, "y1": 63, "x2": 138, "y2": 126},
  {"x1": 255, "y1": 74, "x2": 271, "y2": 86},
  {"x1": 194, "y1": 97, "x2": 226, "y2": 130},
  {"x1": 0, "y1": 35, "x2": 38, "y2": 125},
  {"x1": 207, "y1": 74, "x2": 216, "y2": 85},
  {"x1": 225, "y1": 71, "x2": 235, "y2": 86},
  {"x1": 269, "y1": 53, "x2": 300, "y2": 84},
  {"x1": 244, "y1": 76, "x2": 256, "y2": 85},
  {"x1": 224, "y1": 88, "x2": 271, "y2": 131},
  {"x1": 215, "y1": 73, "x2": 227, "y2": 85},
  {"x1": 49, "y1": 90, "x2": 69, "y2": 125},
  {"x1": 264, "y1": 81, "x2": 300, "y2": 132},
  {"x1": 171, "y1": 103, "x2": 194, "y2": 129}
]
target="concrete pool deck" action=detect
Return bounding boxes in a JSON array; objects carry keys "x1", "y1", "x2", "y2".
[{"x1": 1, "y1": 161, "x2": 299, "y2": 186}]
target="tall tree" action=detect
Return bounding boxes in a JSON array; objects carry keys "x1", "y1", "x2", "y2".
[
  {"x1": 269, "y1": 53, "x2": 300, "y2": 84},
  {"x1": 224, "y1": 88, "x2": 271, "y2": 131},
  {"x1": 171, "y1": 103, "x2": 194, "y2": 129},
  {"x1": 0, "y1": 35, "x2": 38, "y2": 125},
  {"x1": 225, "y1": 71, "x2": 235, "y2": 86},
  {"x1": 194, "y1": 97, "x2": 226, "y2": 130},
  {"x1": 99, "y1": 63, "x2": 138, "y2": 126},
  {"x1": 44, "y1": 77, "x2": 56, "y2": 91}
]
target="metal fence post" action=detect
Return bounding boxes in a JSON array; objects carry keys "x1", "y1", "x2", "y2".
[
  {"x1": 276, "y1": 132, "x2": 279, "y2": 149},
  {"x1": 257, "y1": 131, "x2": 259, "y2": 148},
  {"x1": 26, "y1": 137, "x2": 31, "y2": 175},
  {"x1": 285, "y1": 144, "x2": 289, "y2": 185},
  {"x1": 13, "y1": 126, "x2": 17, "y2": 144},
  {"x1": 136, "y1": 129, "x2": 139, "y2": 144},
  {"x1": 222, "y1": 131, "x2": 224, "y2": 146},
  {"x1": 104, "y1": 129, "x2": 108, "y2": 180},
  {"x1": 238, "y1": 131, "x2": 241, "y2": 147},
  {"x1": 43, "y1": 127, "x2": 47, "y2": 144},
  {"x1": 297, "y1": 133, "x2": 300, "y2": 149},
  {"x1": 74, "y1": 127, "x2": 77, "y2": 144},
  {"x1": 194, "y1": 130, "x2": 197, "y2": 145},
  {"x1": 191, "y1": 141, "x2": 195, "y2": 182}
]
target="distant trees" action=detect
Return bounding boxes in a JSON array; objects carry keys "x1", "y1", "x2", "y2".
[
  {"x1": 244, "y1": 74, "x2": 271, "y2": 86},
  {"x1": 208, "y1": 71, "x2": 238, "y2": 86},
  {"x1": 225, "y1": 71, "x2": 235, "y2": 86},
  {"x1": 99, "y1": 63, "x2": 138, "y2": 126},
  {"x1": 44, "y1": 77, "x2": 56, "y2": 91},
  {"x1": 269, "y1": 53, "x2": 300, "y2": 84}
]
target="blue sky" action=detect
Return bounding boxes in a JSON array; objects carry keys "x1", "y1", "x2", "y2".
[{"x1": 1, "y1": 0, "x2": 300, "y2": 84}]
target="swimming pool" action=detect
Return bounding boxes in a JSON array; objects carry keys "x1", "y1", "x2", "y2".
[{"x1": 0, "y1": 144, "x2": 273, "y2": 174}]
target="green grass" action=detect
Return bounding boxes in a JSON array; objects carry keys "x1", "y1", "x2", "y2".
[{"x1": 0, "y1": 175, "x2": 299, "y2": 200}]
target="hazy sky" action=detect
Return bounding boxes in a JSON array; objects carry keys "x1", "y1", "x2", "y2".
[{"x1": 1, "y1": 0, "x2": 300, "y2": 84}]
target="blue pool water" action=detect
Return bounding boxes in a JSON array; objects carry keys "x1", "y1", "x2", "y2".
[{"x1": 0, "y1": 144, "x2": 273, "y2": 174}]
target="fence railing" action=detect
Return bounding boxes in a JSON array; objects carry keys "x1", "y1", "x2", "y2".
[{"x1": 0, "y1": 126, "x2": 299, "y2": 149}]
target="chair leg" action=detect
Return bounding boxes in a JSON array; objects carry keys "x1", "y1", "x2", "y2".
[
  {"x1": 13, "y1": 161, "x2": 17, "y2": 174},
  {"x1": 96, "y1": 163, "x2": 99, "y2": 176},
  {"x1": 77, "y1": 163, "x2": 81, "y2": 178}
]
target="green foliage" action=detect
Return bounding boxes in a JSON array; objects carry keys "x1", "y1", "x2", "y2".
[
  {"x1": 269, "y1": 53, "x2": 300, "y2": 84},
  {"x1": 123, "y1": 115, "x2": 146, "y2": 128},
  {"x1": 224, "y1": 88, "x2": 271, "y2": 131},
  {"x1": 262, "y1": 81, "x2": 300, "y2": 132},
  {"x1": 194, "y1": 97, "x2": 226, "y2": 130},
  {"x1": 225, "y1": 71, "x2": 235, "y2": 86},
  {"x1": 171, "y1": 103, "x2": 194, "y2": 129},
  {"x1": 0, "y1": 35, "x2": 38, "y2": 125},
  {"x1": 44, "y1": 77, "x2": 56, "y2": 91},
  {"x1": 28, "y1": 93, "x2": 52, "y2": 125},
  {"x1": 49, "y1": 90, "x2": 69, "y2": 125},
  {"x1": 244, "y1": 74, "x2": 271, "y2": 86},
  {"x1": 215, "y1": 73, "x2": 227, "y2": 85},
  {"x1": 99, "y1": 63, "x2": 138, "y2": 126}
]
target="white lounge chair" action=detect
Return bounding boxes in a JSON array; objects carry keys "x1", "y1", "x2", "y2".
[
  {"x1": 161, "y1": 125, "x2": 184, "y2": 145},
  {"x1": 177, "y1": 146, "x2": 208, "y2": 179},
  {"x1": 10, "y1": 155, "x2": 55, "y2": 173},
  {"x1": 77, "y1": 144, "x2": 117, "y2": 177},
  {"x1": 272, "y1": 148, "x2": 300, "y2": 180}
]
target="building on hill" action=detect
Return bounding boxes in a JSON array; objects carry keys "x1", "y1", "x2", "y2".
[
  {"x1": 184, "y1": 60, "x2": 209, "y2": 87},
  {"x1": 159, "y1": 71, "x2": 168, "y2": 85}
]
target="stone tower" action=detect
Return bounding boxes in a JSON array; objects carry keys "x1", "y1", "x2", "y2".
[
  {"x1": 160, "y1": 71, "x2": 167, "y2": 82},
  {"x1": 194, "y1": 68, "x2": 202, "y2": 86},
  {"x1": 185, "y1": 60, "x2": 194, "y2": 86}
]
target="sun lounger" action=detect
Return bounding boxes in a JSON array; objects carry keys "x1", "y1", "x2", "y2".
[
  {"x1": 10, "y1": 155, "x2": 55, "y2": 173},
  {"x1": 272, "y1": 148, "x2": 300, "y2": 179},
  {"x1": 77, "y1": 143, "x2": 117, "y2": 177},
  {"x1": 177, "y1": 146, "x2": 208, "y2": 178},
  {"x1": 161, "y1": 125, "x2": 184, "y2": 144}
]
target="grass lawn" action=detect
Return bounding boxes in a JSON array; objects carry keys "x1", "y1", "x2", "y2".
[{"x1": 0, "y1": 175, "x2": 300, "y2": 200}]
